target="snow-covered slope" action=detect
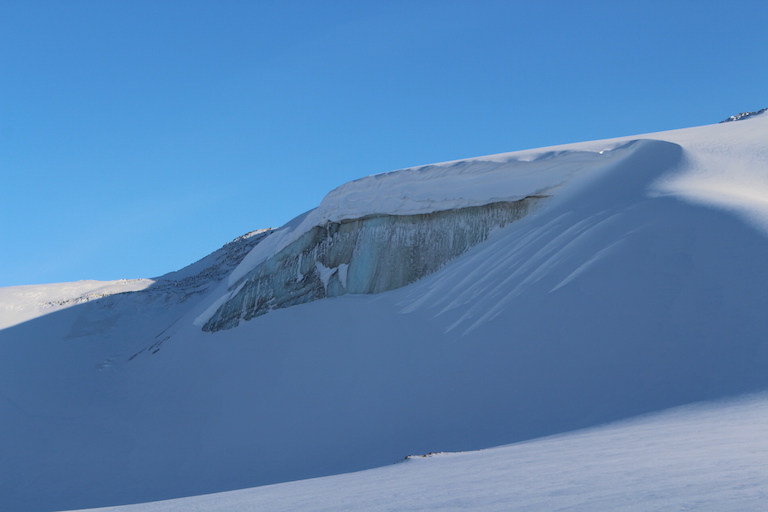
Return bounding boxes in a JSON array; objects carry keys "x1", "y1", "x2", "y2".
[
  {"x1": 70, "y1": 393, "x2": 768, "y2": 512},
  {"x1": 1, "y1": 112, "x2": 767, "y2": 512}
]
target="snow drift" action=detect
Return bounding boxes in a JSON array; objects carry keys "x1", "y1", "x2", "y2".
[
  {"x1": 70, "y1": 393, "x2": 768, "y2": 512},
  {"x1": 1, "y1": 112, "x2": 767, "y2": 512}
]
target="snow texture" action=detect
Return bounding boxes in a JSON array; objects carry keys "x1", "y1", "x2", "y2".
[
  {"x1": 1, "y1": 113, "x2": 768, "y2": 512},
  {"x1": 226, "y1": 144, "x2": 631, "y2": 286},
  {"x1": 68, "y1": 393, "x2": 768, "y2": 512}
]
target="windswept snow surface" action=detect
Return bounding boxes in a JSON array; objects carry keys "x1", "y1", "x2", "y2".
[
  {"x1": 1, "y1": 112, "x2": 768, "y2": 512},
  {"x1": 68, "y1": 394, "x2": 768, "y2": 512},
  {"x1": 227, "y1": 142, "x2": 632, "y2": 286},
  {"x1": 0, "y1": 279, "x2": 154, "y2": 329}
]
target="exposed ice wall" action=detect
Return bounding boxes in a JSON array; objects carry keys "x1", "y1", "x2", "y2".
[{"x1": 203, "y1": 198, "x2": 542, "y2": 331}]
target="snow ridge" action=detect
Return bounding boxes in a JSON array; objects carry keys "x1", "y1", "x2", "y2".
[
  {"x1": 3, "y1": 114, "x2": 768, "y2": 512},
  {"x1": 719, "y1": 107, "x2": 767, "y2": 123},
  {"x1": 201, "y1": 143, "x2": 637, "y2": 329},
  {"x1": 226, "y1": 145, "x2": 630, "y2": 286}
]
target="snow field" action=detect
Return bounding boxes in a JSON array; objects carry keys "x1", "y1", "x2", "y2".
[
  {"x1": 70, "y1": 394, "x2": 768, "y2": 512},
  {"x1": 1, "y1": 112, "x2": 767, "y2": 511}
]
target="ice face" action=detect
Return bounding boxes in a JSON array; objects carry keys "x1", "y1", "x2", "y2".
[{"x1": 203, "y1": 197, "x2": 542, "y2": 331}]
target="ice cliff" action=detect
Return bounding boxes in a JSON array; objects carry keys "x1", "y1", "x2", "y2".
[
  {"x1": 4, "y1": 112, "x2": 768, "y2": 512},
  {"x1": 200, "y1": 145, "x2": 634, "y2": 331},
  {"x1": 202, "y1": 199, "x2": 541, "y2": 331}
]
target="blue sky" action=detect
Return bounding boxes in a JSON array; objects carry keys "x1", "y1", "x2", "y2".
[{"x1": 1, "y1": 0, "x2": 766, "y2": 287}]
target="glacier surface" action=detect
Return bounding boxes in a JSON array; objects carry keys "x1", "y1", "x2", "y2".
[
  {"x1": 201, "y1": 143, "x2": 638, "y2": 330},
  {"x1": 1, "y1": 112, "x2": 768, "y2": 512}
]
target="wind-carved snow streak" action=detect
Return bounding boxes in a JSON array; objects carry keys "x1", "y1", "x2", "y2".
[
  {"x1": 400, "y1": 139, "x2": 687, "y2": 335},
  {"x1": 202, "y1": 198, "x2": 542, "y2": 331}
]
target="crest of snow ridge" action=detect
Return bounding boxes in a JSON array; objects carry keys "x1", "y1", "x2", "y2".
[
  {"x1": 201, "y1": 144, "x2": 638, "y2": 331},
  {"x1": 719, "y1": 107, "x2": 767, "y2": 123}
]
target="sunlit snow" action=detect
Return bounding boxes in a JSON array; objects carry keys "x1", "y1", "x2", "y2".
[{"x1": 1, "y1": 111, "x2": 767, "y2": 512}]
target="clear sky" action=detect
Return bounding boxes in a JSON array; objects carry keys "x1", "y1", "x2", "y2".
[{"x1": 1, "y1": 0, "x2": 766, "y2": 287}]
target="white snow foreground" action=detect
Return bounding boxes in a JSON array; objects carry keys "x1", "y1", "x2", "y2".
[
  {"x1": 69, "y1": 394, "x2": 768, "y2": 512},
  {"x1": 1, "y1": 112, "x2": 768, "y2": 512}
]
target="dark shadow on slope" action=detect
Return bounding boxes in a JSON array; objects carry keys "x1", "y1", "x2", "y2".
[
  {"x1": 394, "y1": 138, "x2": 768, "y2": 448},
  {"x1": 2, "y1": 141, "x2": 768, "y2": 511},
  {"x1": 0, "y1": 230, "x2": 274, "y2": 511}
]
